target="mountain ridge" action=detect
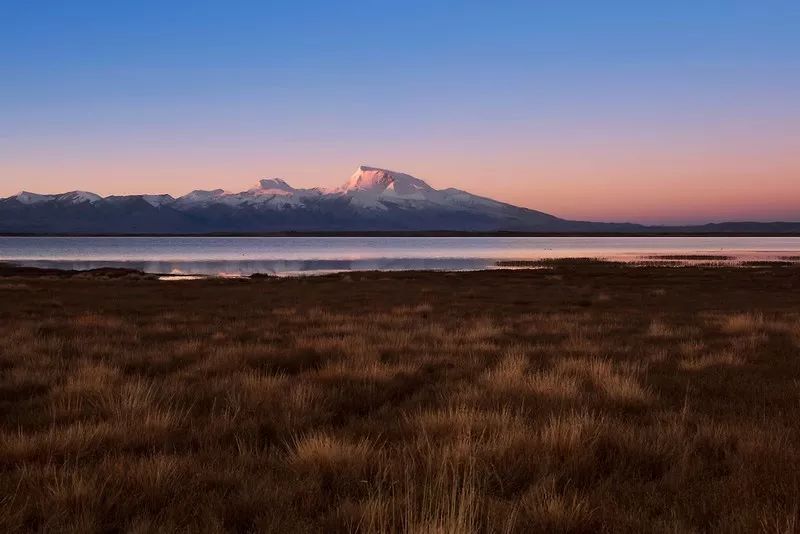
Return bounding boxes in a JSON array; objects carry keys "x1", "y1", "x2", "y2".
[{"x1": 2, "y1": 166, "x2": 799, "y2": 234}]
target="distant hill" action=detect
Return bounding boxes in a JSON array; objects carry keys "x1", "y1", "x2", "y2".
[{"x1": 2, "y1": 166, "x2": 799, "y2": 234}]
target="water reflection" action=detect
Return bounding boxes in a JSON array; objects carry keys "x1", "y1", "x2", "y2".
[
  {"x1": 2, "y1": 236, "x2": 800, "y2": 276},
  {"x1": 8, "y1": 257, "x2": 499, "y2": 276}
]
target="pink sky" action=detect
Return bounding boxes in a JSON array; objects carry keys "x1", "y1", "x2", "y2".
[{"x1": 3, "y1": 132, "x2": 798, "y2": 225}]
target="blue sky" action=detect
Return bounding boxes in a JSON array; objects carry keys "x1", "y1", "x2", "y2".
[{"x1": 2, "y1": 1, "x2": 799, "y2": 223}]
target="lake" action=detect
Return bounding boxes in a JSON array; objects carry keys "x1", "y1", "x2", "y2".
[{"x1": 1, "y1": 236, "x2": 800, "y2": 276}]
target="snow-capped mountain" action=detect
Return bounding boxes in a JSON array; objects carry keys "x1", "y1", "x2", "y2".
[
  {"x1": 0, "y1": 165, "x2": 561, "y2": 232},
  {"x1": 3, "y1": 165, "x2": 796, "y2": 233},
  {"x1": 13, "y1": 190, "x2": 102, "y2": 205},
  {"x1": 336, "y1": 166, "x2": 434, "y2": 208}
]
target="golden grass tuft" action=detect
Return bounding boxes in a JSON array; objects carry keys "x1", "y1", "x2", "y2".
[
  {"x1": 721, "y1": 312, "x2": 766, "y2": 334},
  {"x1": 681, "y1": 350, "x2": 746, "y2": 370},
  {"x1": 517, "y1": 480, "x2": 596, "y2": 533},
  {"x1": 358, "y1": 447, "x2": 482, "y2": 534},
  {"x1": 557, "y1": 357, "x2": 652, "y2": 404},
  {"x1": 413, "y1": 405, "x2": 524, "y2": 442},
  {"x1": 647, "y1": 319, "x2": 675, "y2": 337},
  {"x1": 73, "y1": 312, "x2": 128, "y2": 330},
  {"x1": 481, "y1": 349, "x2": 583, "y2": 401},
  {"x1": 287, "y1": 433, "x2": 378, "y2": 476},
  {"x1": 538, "y1": 410, "x2": 605, "y2": 453}
]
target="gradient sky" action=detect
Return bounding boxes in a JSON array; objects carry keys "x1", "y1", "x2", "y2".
[{"x1": 2, "y1": 1, "x2": 799, "y2": 224}]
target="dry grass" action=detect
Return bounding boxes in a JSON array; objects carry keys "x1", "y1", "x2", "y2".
[
  {"x1": 647, "y1": 318, "x2": 675, "y2": 337},
  {"x1": 1, "y1": 262, "x2": 800, "y2": 532},
  {"x1": 721, "y1": 312, "x2": 766, "y2": 334},
  {"x1": 681, "y1": 350, "x2": 746, "y2": 370},
  {"x1": 288, "y1": 433, "x2": 378, "y2": 477}
]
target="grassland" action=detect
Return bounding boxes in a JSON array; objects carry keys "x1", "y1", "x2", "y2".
[{"x1": 1, "y1": 261, "x2": 799, "y2": 533}]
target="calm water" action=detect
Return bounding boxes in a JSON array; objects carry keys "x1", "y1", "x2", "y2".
[{"x1": 1, "y1": 236, "x2": 800, "y2": 276}]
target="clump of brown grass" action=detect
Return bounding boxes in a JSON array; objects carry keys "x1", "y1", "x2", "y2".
[
  {"x1": 517, "y1": 479, "x2": 596, "y2": 532},
  {"x1": 73, "y1": 312, "x2": 128, "y2": 330},
  {"x1": 721, "y1": 312, "x2": 765, "y2": 334},
  {"x1": 413, "y1": 405, "x2": 524, "y2": 442},
  {"x1": 288, "y1": 433, "x2": 378, "y2": 478},
  {"x1": 457, "y1": 317, "x2": 502, "y2": 342},
  {"x1": 392, "y1": 303, "x2": 433, "y2": 315},
  {"x1": 679, "y1": 340, "x2": 705, "y2": 355},
  {"x1": 239, "y1": 371, "x2": 287, "y2": 405},
  {"x1": 538, "y1": 410, "x2": 606, "y2": 454},
  {"x1": 681, "y1": 350, "x2": 746, "y2": 370},
  {"x1": 647, "y1": 319, "x2": 675, "y2": 337},
  {"x1": 557, "y1": 357, "x2": 652, "y2": 405},
  {"x1": 0, "y1": 421, "x2": 115, "y2": 464},
  {"x1": 562, "y1": 333, "x2": 602, "y2": 355},
  {"x1": 481, "y1": 350, "x2": 581, "y2": 400},
  {"x1": 358, "y1": 444, "x2": 482, "y2": 534},
  {"x1": 482, "y1": 349, "x2": 527, "y2": 386},
  {"x1": 316, "y1": 359, "x2": 419, "y2": 383},
  {"x1": 526, "y1": 369, "x2": 582, "y2": 399}
]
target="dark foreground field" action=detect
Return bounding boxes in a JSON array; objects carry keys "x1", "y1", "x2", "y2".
[{"x1": 1, "y1": 262, "x2": 799, "y2": 533}]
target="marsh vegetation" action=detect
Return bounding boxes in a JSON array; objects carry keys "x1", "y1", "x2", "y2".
[{"x1": 1, "y1": 262, "x2": 799, "y2": 532}]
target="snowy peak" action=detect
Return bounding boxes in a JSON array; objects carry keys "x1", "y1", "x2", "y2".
[
  {"x1": 141, "y1": 194, "x2": 175, "y2": 207},
  {"x1": 58, "y1": 191, "x2": 103, "y2": 204},
  {"x1": 175, "y1": 189, "x2": 227, "y2": 207},
  {"x1": 253, "y1": 178, "x2": 296, "y2": 196},
  {"x1": 340, "y1": 166, "x2": 434, "y2": 195},
  {"x1": 14, "y1": 191, "x2": 101, "y2": 205},
  {"x1": 257, "y1": 178, "x2": 294, "y2": 191},
  {"x1": 14, "y1": 191, "x2": 54, "y2": 204},
  {"x1": 342, "y1": 166, "x2": 395, "y2": 192},
  {"x1": 335, "y1": 166, "x2": 437, "y2": 209}
]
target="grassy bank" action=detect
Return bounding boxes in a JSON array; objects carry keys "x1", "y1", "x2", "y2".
[{"x1": 1, "y1": 262, "x2": 799, "y2": 532}]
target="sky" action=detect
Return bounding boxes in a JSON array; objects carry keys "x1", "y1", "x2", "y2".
[{"x1": 1, "y1": 1, "x2": 799, "y2": 224}]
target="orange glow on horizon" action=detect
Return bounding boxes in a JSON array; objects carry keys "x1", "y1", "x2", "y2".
[{"x1": 3, "y1": 129, "x2": 798, "y2": 225}]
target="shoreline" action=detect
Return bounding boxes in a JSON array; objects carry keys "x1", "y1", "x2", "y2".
[
  {"x1": 4, "y1": 231, "x2": 800, "y2": 238},
  {"x1": 3, "y1": 256, "x2": 800, "y2": 280}
]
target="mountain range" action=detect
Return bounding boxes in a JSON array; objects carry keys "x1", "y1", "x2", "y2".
[{"x1": 2, "y1": 166, "x2": 799, "y2": 234}]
